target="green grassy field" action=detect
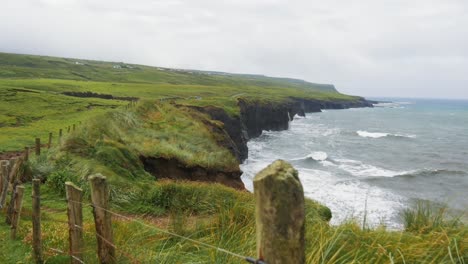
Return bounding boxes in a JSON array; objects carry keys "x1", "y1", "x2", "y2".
[
  {"x1": 0, "y1": 52, "x2": 358, "y2": 153},
  {"x1": 1, "y1": 52, "x2": 466, "y2": 263}
]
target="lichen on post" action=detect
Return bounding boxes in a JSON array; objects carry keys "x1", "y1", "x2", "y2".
[{"x1": 253, "y1": 160, "x2": 305, "y2": 264}]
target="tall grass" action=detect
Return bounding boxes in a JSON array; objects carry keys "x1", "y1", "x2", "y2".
[{"x1": 401, "y1": 200, "x2": 463, "y2": 234}]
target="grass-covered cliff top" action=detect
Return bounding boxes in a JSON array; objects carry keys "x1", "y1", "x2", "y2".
[{"x1": 1, "y1": 52, "x2": 359, "y2": 152}]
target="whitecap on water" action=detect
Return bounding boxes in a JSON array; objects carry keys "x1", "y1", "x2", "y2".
[
  {"x1": 307, "y1": 151, "x2": 328, "y2": 161},
  {"x1": 357, "y1": 130, "x2": 416, "y2": 139},
  {"x1": 333, "y1": 158, "x2": 416, "y2": 178}
]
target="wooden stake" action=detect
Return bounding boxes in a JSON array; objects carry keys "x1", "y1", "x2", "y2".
[
  {"x1": 66, "y1": 182, "x2": 84, "y2": 264},
  {"x1": 24, "y1": 147, "x2": 30, "y2": 162},
  {"x1": 32, "y1": 179, "x2": 43, "y2": 263},
  {"x1": 59, "y1": 129, "x2": 63, "y2": 143},
  {"x1": 6, "y1": 157, "x2": 23, "y2": 225},
  {"x1": 253, "y1": 160, "x2": 305, "y2": 264},
  {"x1": 68, "y1": 126, "x2": 71, "y2": 133},
  {"x1": 9, "y1": 157, "x2": 23, "y2": 185},
  {"x1": 10, "y1": 185, "x2": 25, "y2": 239},
  {"x1": 89, "y1": 174, "x2": 115, "y2": 264},
  {"x1": 48, "y1": 133, "x2": 53, "y2": 149},
  {"x1": 35, "y1": 138, "x2": 41, "y2": 156},
  {"x1": 72, "y1": 124, "x2": 76, "y2": 131},
  {"x1": 0, "y1": 161, "x2": 9, "y2": 209}
]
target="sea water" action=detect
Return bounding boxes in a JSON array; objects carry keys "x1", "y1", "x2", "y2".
[{"x1": 241, "y1": 98, "x2": 468, "y2": 229}]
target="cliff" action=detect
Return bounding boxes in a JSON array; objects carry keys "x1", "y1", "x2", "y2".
[{"x1": 201, "y1": 97, "x2": 373, "y2": 163}]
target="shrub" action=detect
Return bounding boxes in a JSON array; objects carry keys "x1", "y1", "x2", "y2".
[{"x1": 46, "y1": 169, "x2": 78, "y2": 196}]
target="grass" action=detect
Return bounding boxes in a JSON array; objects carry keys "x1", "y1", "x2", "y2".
[{"x1": 1, "y1": 171, "x2": 466, "y2": 263}]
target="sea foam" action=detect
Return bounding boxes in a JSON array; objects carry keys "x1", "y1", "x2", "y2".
[{"x1": 357, "y1": 130, "x2": 416, "y2": 139}]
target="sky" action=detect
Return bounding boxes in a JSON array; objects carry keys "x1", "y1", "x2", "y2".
[{"x1": 1, "y1": 0, "x2": 468, "y2": 99}]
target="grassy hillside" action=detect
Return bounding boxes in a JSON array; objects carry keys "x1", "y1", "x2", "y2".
[{"x1": 0, "y1": 52, "x2": 358, "y2": 153}]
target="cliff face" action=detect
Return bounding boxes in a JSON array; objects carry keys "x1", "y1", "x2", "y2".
[
  {"x1": 200, "y1": 97, "x2": 373, "y2": 163},
  {"x1": 235, "y1": 97, "x2": 372, "y2": 160}
]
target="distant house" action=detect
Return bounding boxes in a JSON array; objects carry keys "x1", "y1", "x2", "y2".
[
  {"x1": 113, "y1": 65, "x2": 122, "y2": 69},
  {"x1": 75, "y1": 61, "x2": 84, "y2": 65}
]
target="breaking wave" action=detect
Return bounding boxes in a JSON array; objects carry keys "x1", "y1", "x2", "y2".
[
  {"x1": 357, "y1": 130, "x2": 416, "y2": 139},
  {"x1": 291, "y1": 151, "x2": 328, "y2": 162},
  {"x1": 333, "y1": 159, "x2": 415, "y2": 178}
]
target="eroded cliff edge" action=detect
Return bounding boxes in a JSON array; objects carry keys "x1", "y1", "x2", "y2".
[{"x1": 142, "y1": 97, "x2": 373, "y2": 189}]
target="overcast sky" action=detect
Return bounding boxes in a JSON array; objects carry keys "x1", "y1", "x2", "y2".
[{"x1": 1, "y1": 0, "x2": 467, "y2": 99}]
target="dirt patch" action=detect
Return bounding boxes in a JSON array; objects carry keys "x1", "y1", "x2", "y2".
[{"x1": 140, "y1": 156, "x2": 245, "y2": 190}]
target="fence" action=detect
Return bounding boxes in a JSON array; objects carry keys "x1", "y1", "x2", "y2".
[{"x1": 0, "y1": 101, "x2": 305, "y2": 264}]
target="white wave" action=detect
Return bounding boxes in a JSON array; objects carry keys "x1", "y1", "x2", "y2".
[
  {"x1": 307, "y1": 151, "x2": 328, "y2": 161},
  {"x1": 290, "y1": 151, "x2": 328, "y2": 161},
  {"x1": 357, "y1": 130, "x2": 416, "y2": 139},
  {"x1": 357, "y1": 131, "x2": 388, "y2": 138},
  {"x1": 373, "y1": 102, "x2": 410, "y2": 108},
  {"x1": 334, "y1": 158, "x2": 416, "y2": 178},
  {"x1": 293, "y1": 114, "x2": 306, "y2": 119}
]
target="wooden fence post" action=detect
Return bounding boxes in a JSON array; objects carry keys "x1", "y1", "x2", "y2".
[
  {"x1": 89, "y1": 174, "x2": 115, "y2": 264},
  {"x1": 68, "y1": 126, "x2": 71, "y2": 133},
  {"x1": 24, "y1": 147, "x2": 30, "y2": 162},
  {"x1": 253, "y1": 160, "x2": 305, "y2": 264},
  {"x1": 59, "y1": 129, "x2": 63, "y2": 143},
  {"x1": 8, "y1": 157, "x2": 19, "y2": 184},
  {"x1": 35, "y1": 138, "x2": 41, "y2": 156},
  {"x1": 10, "y1": 185, "x2": 25, "y2": 239},
  {"x1": 73, "y1": 124, "x2": 76, "y2": 131},
  {"x1": 32, "y1": 179, "x2": 43, "y2": 263},
  {"x1": 0, "y1": 161, "x2": 10, "y2": 209},
  {"x1": 66, "y1": 182, "x2": 84, "y2": 264},
  {"x1": 6, "y1": 157, "x2": 23, "y2": 224},
  {"x1": 48, "y1": 133, "x2": 53, "y2": 149}
]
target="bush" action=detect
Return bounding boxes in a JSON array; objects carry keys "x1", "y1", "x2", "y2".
[{"x1": 46, "y1": 169, "x2": 78, "y2": 196}]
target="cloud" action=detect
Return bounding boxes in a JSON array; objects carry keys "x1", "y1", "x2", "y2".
[{"x1": 1, "y1": 0, "x2": 467, "y2": 98}]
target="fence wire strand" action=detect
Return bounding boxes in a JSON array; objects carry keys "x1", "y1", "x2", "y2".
[
  {"x1": 67, "y1": 199, "x2": 257, "y2": 262},
  {"x1": 48, "y1": 247, "x2": 85, "y2": 264}
]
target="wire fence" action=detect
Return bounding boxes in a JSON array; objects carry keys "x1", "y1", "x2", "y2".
[{"x1": 35, "y1": 197, "x2": 261, "y2": 264}]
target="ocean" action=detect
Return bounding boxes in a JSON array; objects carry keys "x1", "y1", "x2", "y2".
[{"x1": 240, "y1": 98, "x2": 468, "y2": 229}]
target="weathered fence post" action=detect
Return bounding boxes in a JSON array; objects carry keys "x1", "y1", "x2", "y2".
[
  {"x1": 35, "y1": 138, "x2": 41, "y2": 156},
  {"x1": 0, "y1": 161, "x2": 10, "y2": 208},
  {"x1": 24, "y1": 147, "x2": 30, "y2": 162},
  {"x1": 10, "y1": 185, "x2": 25, "y2": 239},
  {"x1": 8, "y1": 157, "x2": 20, "y2": 184},
  {"x1": 32, "y1": 179, "x2": 43, "y2": 263},
  {"x1": 90, "y1": 174, "x2": 115, "y2": 264},
  {"x1": 66, "y1": 182, "x2": 84, "y2": 264},
  {"x1": 6, "y1": 157, "x2": 23, "y2": 224},
  {"x1": 253, "y1": 160, "x2": 305, "y2": 264},
  {"x1": 72, "y1": 124, "x2": 76, "y2": 131},
  {"x1": 59, "y1": 129, "x2": 63, "y2": 143},
  {"x1": 68, "y1": 126, "x2": 71, "y2": 133},
  {"x1": 48, "y1": 133, "x2": 53, "y2": 149}
]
